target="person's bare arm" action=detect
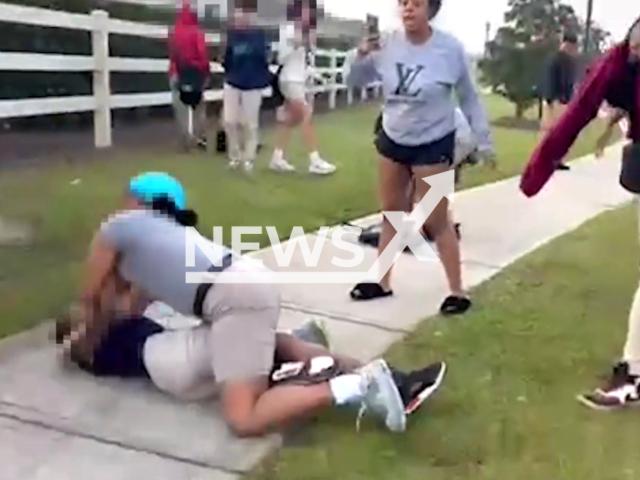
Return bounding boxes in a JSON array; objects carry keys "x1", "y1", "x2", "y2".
[
  {"x1": 71, "y1": 234, "x2": 120, "y2": 362},
  {"x1": 595, "y1": 108, "x2": 626, "y2": 157},
  {"x1": 117, "y1": 284, "x2": 153, "y2": 316}
]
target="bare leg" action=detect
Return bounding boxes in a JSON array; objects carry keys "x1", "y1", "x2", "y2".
[
  {"x1": 413, "y1": 164, "x2": 464, "y2": 297},
  {"x1": 222, "y1": 378, "x2": 334, "y2": 437},
  {"x1": 299, "y1": 102, "x2": 318, "y2": 153},
  {"x1": 273, "y1": 115, "x2": 295, "y2": 152},
  {"x1": 377, "y1": 157, "x2": 413, "y2": 290}
]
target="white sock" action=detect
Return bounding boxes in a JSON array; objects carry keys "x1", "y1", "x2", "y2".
[
  {"x1": 309, "y1": 151, "x2": 321, "y2": 163},
  {"x1": 329, "y1": 374, "x2": 366, "y2": 405},
  {"x1": 272, "y1": 149, "x2": 284, "y2": 160}
]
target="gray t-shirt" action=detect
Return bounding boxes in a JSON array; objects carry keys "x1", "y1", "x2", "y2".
[
  {"x1": 100, "y1": 209, "x2": 230, "y2": 315},
  {"x1": 345, "y1": 29, "x2": 492, "y2": 150}
]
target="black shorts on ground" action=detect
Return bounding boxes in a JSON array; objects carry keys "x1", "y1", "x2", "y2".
[{"x1": 375, "y1": 128, "x2": 455, "y2": 167}]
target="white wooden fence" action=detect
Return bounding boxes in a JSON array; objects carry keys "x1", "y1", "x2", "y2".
[{"x1": 0, "y1": 2, "x2": 380, "y2": 148}]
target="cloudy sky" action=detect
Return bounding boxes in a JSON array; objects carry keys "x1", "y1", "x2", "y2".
[{"x1": 323, "y1": 0, "x2": 636, "y2": 53}]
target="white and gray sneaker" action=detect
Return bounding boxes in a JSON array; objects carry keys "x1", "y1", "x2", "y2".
[
  {"x1": 356, "y1": 358, "x2": 407, "y2": 433},
  {"x1": 309, "y1": 157, "x2": 336, "y2": 175},
  {"x1": 270, "y1": 155, "x2": 296, "y2": 172},
  {"x1": 243, "y1": 160, "x2": 254, "y2": 173},
  {"x1": 228, "y1": 159, "x2": 241, "y2": 169}
]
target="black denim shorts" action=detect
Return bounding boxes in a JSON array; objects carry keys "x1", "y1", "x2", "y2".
[{"x1": 375, "y1": 128, "x2": 455, "y2": 167}]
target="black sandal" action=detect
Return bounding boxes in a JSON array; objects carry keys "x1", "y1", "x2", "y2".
[
  {"x1": 358, "y1": 225, "x2": 380, "y2": 248},
  {"x1": 350, "y1": 282, "x2": 393, "y2": 301},
  {"x1": 440, "y1": 295, "x2": 471, "y2": 315}
]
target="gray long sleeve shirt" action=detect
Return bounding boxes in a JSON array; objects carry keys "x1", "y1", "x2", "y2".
[{"x1": 344, "y1": 29, "x2": 493, "y2": 151}]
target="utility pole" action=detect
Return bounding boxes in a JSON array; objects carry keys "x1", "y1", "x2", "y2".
[
  {"x1": 484, "y1": 22, "x2": 490, "y2": 51},
  {"x1": 583, "y1": 0, "x2": 593, "y2": 53}
]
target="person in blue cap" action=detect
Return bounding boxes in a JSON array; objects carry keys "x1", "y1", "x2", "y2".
[{"x1": 61, "y1": 171, "x2": 446, "y2": 437}]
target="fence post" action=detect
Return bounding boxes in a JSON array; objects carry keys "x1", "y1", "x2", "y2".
[
  {"x1": 328, "y1": 49, "x2": 337, "y2": 109},
  {"x1": 91, "y1": 9, "x2": 111, "y2": 148}
]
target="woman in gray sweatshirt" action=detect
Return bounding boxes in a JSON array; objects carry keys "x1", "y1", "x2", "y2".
[{"x1": 344, "y1": 0, "x2": 494, "y2": 315}]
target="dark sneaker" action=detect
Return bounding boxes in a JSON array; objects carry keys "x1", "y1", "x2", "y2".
[
  {"x1": 391, "y1": 361, "x2": 447, "y2": 414},
  {"x1": 556, "y1": 163, "x2": 570, "y2": 170},
  {"x1": 577, "y1": 362, "x2": 640, "y2": 410},
  {"x1": 196, "y1": 137, "x2": 207, "y2": 150}
]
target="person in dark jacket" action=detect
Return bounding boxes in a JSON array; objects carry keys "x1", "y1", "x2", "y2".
[
  {"x1": 538, "y1": 32, "x2": 580, "y2": 170},
  {"x1": 168, "y1": 1, "x2": 210, "y2": 151},
  {"x1": 222, "y1": 3, "x2": 271, "y2": 171},
  {"x1": 521, "y1": 18, "x2": 640, "y2": 410}
]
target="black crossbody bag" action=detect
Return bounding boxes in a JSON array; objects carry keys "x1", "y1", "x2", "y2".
[
  {"x1": 617, "y1": 60, "x2": 640, "y2": 193},
  {"x1": 620, "y1": 142, "x2": 640, "y2": 193}
]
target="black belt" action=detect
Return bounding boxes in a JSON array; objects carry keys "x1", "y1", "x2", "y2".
[{"x1": 193, "y1": 253, "x2": 234, "y2": 317}]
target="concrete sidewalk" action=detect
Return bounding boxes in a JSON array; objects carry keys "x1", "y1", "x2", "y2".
[{"x1": 0, "y1": 145, "x2": 632, "y2": 480}]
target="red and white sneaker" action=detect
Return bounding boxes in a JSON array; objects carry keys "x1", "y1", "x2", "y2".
[
  {"x1": 391, "y1": 361, "x2": 447, "y2": 415},
  {"x1": 577, "y1": 362, "x2": 640, "y2": 410}
]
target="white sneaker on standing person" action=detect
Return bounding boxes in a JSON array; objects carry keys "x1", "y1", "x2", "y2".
[
  {"x1": 222, "y1": 6, "x2": 271, "y2": 172},
  {"x1": 270, "y1": 1, "x2": 336, "y2": 175}
]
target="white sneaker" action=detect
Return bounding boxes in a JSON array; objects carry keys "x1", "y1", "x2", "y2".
[
  {"x1": 243, "y1": 160, "x2": 254, "y2": 173},
  {"x1": 356, "y1": 358, "x2": 406, "y2": 433},
  {"x1": 309, "y1": 157, "x2": 336, "y2": 175},
  {"x1": 228, "y1": 159, "x2": 240, "y2": 169},
  {"x1": 270, "y1": 156, "x2": 296, "y2": 172}
]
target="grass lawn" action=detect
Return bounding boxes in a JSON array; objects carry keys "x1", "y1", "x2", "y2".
[
  {"x1": 249, "y1": 204, "x2": 639, "y2": 480},
  {"x1": 0, "y1": 95, "x2": 615, "y2": 336}
]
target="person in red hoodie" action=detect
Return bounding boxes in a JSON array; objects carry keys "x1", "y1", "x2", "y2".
[
  {"x1": 168, "y1": 1, "x2": 211, "y2": 151},
  {"x1": 520, "y1": 18, "x2": 640, "y2": 410}
]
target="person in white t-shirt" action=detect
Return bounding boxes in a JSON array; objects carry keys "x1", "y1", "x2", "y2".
[{"x1": 270, "y1": 1, "x2": 336, "y2": 175}]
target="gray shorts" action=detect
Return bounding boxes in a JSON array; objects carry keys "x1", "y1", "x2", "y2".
[{"x1": 143, "y1": 259, "x2": 280, "y2": 400}]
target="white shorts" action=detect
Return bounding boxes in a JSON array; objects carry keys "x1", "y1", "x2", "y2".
[
  {"x1": 279, "y1": 80, "x2": 306, "y2": 101},
  {"x1": 142, "y1": 258, "x2": 280, "y2": 400}
]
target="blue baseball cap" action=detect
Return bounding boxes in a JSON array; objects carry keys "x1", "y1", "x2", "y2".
[{"x1": 128, "y1": 172, "x2": 186, "y2": 210}]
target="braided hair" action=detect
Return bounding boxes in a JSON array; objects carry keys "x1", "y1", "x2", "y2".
[{"x1": 149, "y1": 195, "x2": 198, "y2": 227}]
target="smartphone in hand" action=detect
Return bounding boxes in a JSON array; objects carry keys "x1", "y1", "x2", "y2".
[{"x1": 366, "y1": 14, "x2": 380, "y2": 46}]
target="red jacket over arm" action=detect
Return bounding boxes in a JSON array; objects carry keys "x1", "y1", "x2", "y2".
[{"x1": 520, "y1": 45, "x2": 637, "y2": 197}]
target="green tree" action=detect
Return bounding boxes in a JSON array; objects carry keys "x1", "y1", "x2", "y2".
[
  {"x1": 479, "y1": 25, "x2": 552, "y2": 118},
  {"x1": 479, "y1": 0, "x2": 584, "y2": 118}
]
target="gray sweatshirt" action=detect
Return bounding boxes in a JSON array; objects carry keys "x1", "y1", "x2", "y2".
[{"x1": 344, "y1": 29, "x2": 492, "y2": 151}]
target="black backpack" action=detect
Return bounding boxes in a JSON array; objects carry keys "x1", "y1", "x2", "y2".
[{"x1": 177, "y1": 65, "x2": 205, "y2": 108}]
